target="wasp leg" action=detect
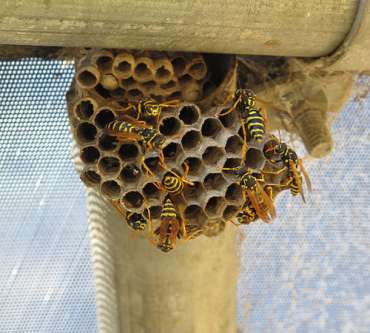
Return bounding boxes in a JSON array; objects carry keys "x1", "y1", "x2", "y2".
[
  {"x1": 262, "y1": 166, "x2": 287, "y2": 176},
  {"x1": 241, "y1": 120, "x2": 248, "y2": 160}
]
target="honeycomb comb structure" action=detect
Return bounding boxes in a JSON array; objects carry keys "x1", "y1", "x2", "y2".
[{"x1": 68, "y1": 49, "x2": 291, "y2": 245}]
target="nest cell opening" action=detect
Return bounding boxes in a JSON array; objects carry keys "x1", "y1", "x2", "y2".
[
  {"x1": 225, "y1": 183, "x2": 243, "y2": 202},
  {"x1": 143, "y1": 182, "x2": 161, "y2": 200},
  {"x1": 163, "y1": 142, "x2": 181, "y2": 160},
  {"x1": 189, "y1": 62, "x2": 207, "y2": 79},
  {"x1": 179, "y1": 105, "x2": 200, "y2": 125},
  {"x1": 147, "y1": 205, "x2": 162, "y2": 219},
  {"x1": 223, "y1": 205, "x2": 240, "y2": 220},
  {"x1": 223, "y1": 158, "x2": 243, "y2": 170},
  {"x1": 202, "y1": 146, "x2": 224, "y2": 165},
  {"x1": 184, "y1": 205, "x2": 203, "y2": 220},
  {"x1": 120, "y1": 164, "x2": 141, "y2": 183},
  {"x1": 179, "y1": 74, "x2": 192, "y2": 85},
  {"x1": 171, "y1": 57, "x2": 186, "y2": 75},
  {"x1": 110, "y1": 88, "x2": 126, "y2": 99},
  {"x1": 201, "y1": 118, "x2": 222, "y2": 138},
  {"x1": 204, "y1": 173, "x2": 227, "y2": 191},
  {"x1": 181, "y1": 130, "x2": 201, "y2": 150},
  {"x1": 101, "y1": 180, "x2": 121, "y2": 199},
  {"x1": 142, "y1": 80, "x2": 156, "y2": 91},
  {"x1": 159, "y1": 117, "x2": 182, "y2": 136},
  {"x1": 81, "y1": 170, "x2": 101, "y2": 186},
  {"x1": 98, "y1": 156, "x2": 121, "y2": 176},
  {"x1": 94, "y1": 84, "x2": 111, "y2": 99},
  {"x1": 183, "y1": 157, "x2": 203, "y2": 176},
  {"x1": 135, "y1": 63, "x2": 152, "y2": 80},
  {"x1": 183, "y1": 181, "x2": 203, "y2": 200},
  {"x1": 116, "y1": 60, "x2": 132, "y2": 75},
  {"x1": 99, "y1": 134, "x2": 118, "y2": 151},
  {"x1": 160, "y1": 81, "x2": 176, "y2": 90},
  {"x1": 118, "y1": 143, "x2": 140, "y2": 161},
  {"x1": 143, "y1": 156, "x2": 161, "y2": 174},
  {"x1": 219, "y1": 110, "x2": 238, "y2": 129},
  {"x1": 225, "y1": 135, "x2": 243, "y2": 154},
  {"x1": 77, "y1": 69, "x2": 99, "y2": 88},
  {"x1": 76, "y1": 122, "x2": 97, "y2": 144},
  {"x1": 120, "y1": 77, "x2": 135, "y2": 88},
  {"x1": 155, "y1": 66, "x2": 171, "y2": 82},
  {"x1": 205, "y1": 197, "x2": 225, "y2": 217},
  {"x1": 245, "y1": 148, "x2": 265, "y2": 169},
  {"x1": 96, "y1": 56, "x2": 113, "y2": 72},
  {"x1": 80, "y1": 146, "x2": 100, "y2": 164},
  {"x1": 123, "y1": 191, "x2": 144, "y2": 209},
  {"x1": 74, "y1": 99, "x2": 95, "y2": 120},
  {"x1": 127, "y1": 89, "x2": 143, "y2": 100},
  {"x1": 95, "y1": 108, "x2": 115, "y2": 129}
]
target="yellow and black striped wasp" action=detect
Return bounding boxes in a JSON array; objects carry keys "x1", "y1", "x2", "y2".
[
  {"x1": 118, "y1": 97, "x2": 179, "y2": 128},
  {"x1": 160, "y1": 162, "x2": 194, "y2": 198},
  {"x1": 218, "y1": 89, "x2": 267, "y2": 159},
  {"x1": 263, "y1": 136, "x2": 312, "y2": 202},
  {"x1": 153, "y1": 196, "x2": 186, "y2": 252},
  {"x1": 105, "y1": 115, "x2": 166, "y2": 164},
  {"x1": 223, "y1": 164, "x2": 276, "y2": 223},
  {"x1": 111, "y1": 200, "x2": 150, "y2": 232}
]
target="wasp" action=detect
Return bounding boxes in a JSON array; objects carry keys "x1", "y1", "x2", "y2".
[
  {"x1": 153, "y1": 196, "x2": 187, "y2": 252},
  {"x1": 218, "y1": 89, "x2": 267, "y2": 159},
  {"x1": 160, "y1": 162, "x2": 194, "y2": 198},
  {"x1": 264, "y1": 138, "x2": 312, "y2": 202},
  {"x1": 111, "y1": 200, "x2": 150, "y2": 232},
  {"x1": 105, "y1": 116, "x2": 166, "y2": 163},
  {"x1": 223, "y1": 165, "x2": 276, "y2": 222},
  {"x1": 119, "y1": 97, "x2": 179, "y2": 127}
]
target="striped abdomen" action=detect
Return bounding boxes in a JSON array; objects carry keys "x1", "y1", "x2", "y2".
[
  {"x1": 161, "y1": 197, "x2": 178, "y2": 219},
  {"x1": 162, "y1": 175, "x2": 184, "y2": 195},
  {"x1": 106, "y1": 120, "x2": 136, "y2": 133},
  {"x1": 245, "y1": 108, "x2": 265, "y2": 142}
]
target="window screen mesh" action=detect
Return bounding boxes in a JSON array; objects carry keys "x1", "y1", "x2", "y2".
[{"x1": 0, "y1": 58, "x2": 369, "y2": 333}]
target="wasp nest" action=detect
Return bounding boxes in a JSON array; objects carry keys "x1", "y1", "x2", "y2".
[{"x1": 68, "y1": 49, "x2": 294, "y2": 249}]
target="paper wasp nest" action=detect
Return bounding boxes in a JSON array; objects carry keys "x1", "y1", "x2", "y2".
[{"x1": 68, "y1": 49, "x2": 288, "y2": 239}]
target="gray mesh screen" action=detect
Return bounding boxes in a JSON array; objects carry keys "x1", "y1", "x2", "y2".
[{"x1": 0, "y1": 58, "x2": 369, "y2": 332}]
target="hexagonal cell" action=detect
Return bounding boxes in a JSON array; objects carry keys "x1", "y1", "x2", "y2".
[
  {"x1": 80, "y1": 146, "x2": 100, "y2": 164},
  {"x1": 203, "y1": 173, "x2": 227, "y2": 191},
  {"x1": 143, "y1": 182, "x2": 162, "y2": 200},
  {"x1": 142, "y1": 156, "x2": 162, "y2": 175},
  {"x1": 122, "y1": 191, "x2": 144, "y2": 209},
  {"x1": 225, "y1": 183, "x2": 243, "y2": 202},
  {"x1": 98, "y1": 156, "x2": 121, "y2": 176},
  {"x1": 127, "y1": 89, "x2": 144, "y2": 100},
  {"x1": 188, "y1": 61, "x2": 207, "y2": 80},
  {"x1": 205, "y1": 197, "x2": 225, "y2": 217},
  {"x1": 110, "y1": 88, "x2": 126, "y2": 99},
  {"x1": 142, "y1": 80, "x2": 156, "y2": 91},
  {"x1": 183, "y1": 181, "x2": 204, "y2": 201},
  {"x1": 94, "y1": 84, "x2": 111, "y2": 99},
  {"x1": 201, "y1": 118, "x2": 222, "y2": 138},
  {"x1": 163, "y1": 142, "x2": 182, "y2": 161},
  {"x1": 146, "y1": 205, "x2": 162, "y2": 220},
  {"x1": 160, "y1": 80, "x2": 176, "y2": 90},
  {"x1": 218, "y1": 110, "x2": 238, "y2": 129},
  {"x1": 76, "y1": 122, "x2": 97, "y2": 144},
  {"x1": 155, "y1": 66, "x2": 171, "y2": 83},
  {"x1": 95, "y1": 54, "x2": 113, "y2": 72},
  {"x1": 76, "y1": 67, "x2": 100, "y2": 89},
  {"x1": 245, "y1": 148, "x2": 265, "y2": 169},
  {"x1": 202, "y1": 146, "x2": 224, "y2": 165},
  {"x1": 118, "y1": 142, "x2": 141, "y2": 161},
  {"x1": 223, "y1": 205, "x2": 240, "y2": 220},
  {"x1": 223, "y1": 158, "x2": 243, "y2": 170},
  {"x1": 134, "y1": 63, "x2": 152, "y2": 82},
  {"x1": 181, "y1": 130, "x2": 202, "y2": 150},
  {"x1": 179, "y1": 74, "x2": 192, "y2": 85},
  {"x1": 179, "y1": 105, "x2": 200, "y2": 125},
  {"x1": 94, "y1": 107, "x2": 115, "y2": 129},
  {"x1": 113, "y1": 55, "x2": 134, "y2": 79},
  {"x1": 101, "y1": 180, "x2": 122, "y2": 199},
  {"x1": 120, "y1": 77, "x2": 136, "y2": 89},
  {"x1": 183, "y1": 157, "x2": 204, "y2": 176},
  {"x1": 171, "y1": 57, "x2": 186, "y2": 76},
  {"x1": 73, "y1": 98, "x2": 96, "y2": 121},
  {"x1": 80, "y1": 169, "x2": 101, "y2": 186},
  {"x1": 99, "y1": 134, "x2": 119, "y2": 151},
  {"x1": 225, "y1": 135, "x2": 243, "y2": 154},
  {"x1": 120, "y1": 164, "x2": 141, "y2": 183},
  {"x1": 184, "y1": 205, "x2": 204, "y2": 220},
  {"x1": 159, "y1": 117, "x2": 182, "y2": 136}
]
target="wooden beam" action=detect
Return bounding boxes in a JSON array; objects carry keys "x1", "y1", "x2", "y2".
[{"x1": 0, "y1": 0, "x2": 359, "y2": 57}]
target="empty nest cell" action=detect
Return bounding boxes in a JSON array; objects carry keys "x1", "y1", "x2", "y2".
[
  {"x1": 181, "y1": 130, "x2": 202, "y2": 150},
  {"x1": 184, "y1": 204, "x2": 204, "y2": 220},
  {"x1": 101, "y1": 180, "x2": 122, "y2": 199},
  {"x1": 118, "y1": 142, "x2": 141, "y2": 161},
  {"x1": 122, "y1": 191, "x2": 144, "y2": 209},
  {"x1": 201, "y1": 118, "x2": 222, "y2": 138},
  {"x1": 182, "y1": 181, "x2": 204, "y2": 201},
  {"x1": 223, "y1": 205, "x2": 240, "y2": 220},
  {"x1": 134, "y1": 62, "x2": 153, "y2": 82},
  {"x1": 244, "y1": 148, "x2": 265, "y2": 169},
  {"x1": 159, "y1": 117, "x2": 182, "y2": 136},
  {"x1": 202, "y1": 146, "x2": 224, "y2": 165},
  {"x1": 179, "y1": 105, "x2": 200, "y2": 125},
  {"x1": 183, "y1": 157, "x2": 204, "y2": 176},
  {"x1": 76, "y1": 66, "x2": 100, "y2": 89},
  {"x1": 225, "y1": 135, "x2": 243, "y2": 154},
  {"x1": 80, "y1": 146, "x2": 100, "y2": 164},
  {"x1": 73, "y1": 98, "x2": 96, "y2": 121},
  {"x1": 95, "y1": 54, "x2": 113, "y2": 73},
  {"x1": 120, "y1": 164, "x2": 141, "y2": 183},
  {"x1": 143, "y1": 182, "x2": 162, "y2": 200},
  {"x1": 99, "y1": 134, "x2": 119, "y2": 151},
  {"x1": 205, "y1": 197, "x2": 225, "y2": 217},
  {"x1": 98, "y1": 156, "x2": 121, "y2": 176},
  {"x1": 225, "y1": 183, "x2": 243, "y2": 202},
  {"x1": 80, "y1": 169, "x2": 102, "y2": 186},
  {"x1": 163, "y1": 142, "x2": 182, "y2": 161},
  {"x1": 94, "y1": 107, "x2": 115, "y2": 129},
  {"x1": 203, "y1": 173, "x2": 227, "y2": 191},
  {"x1": 76, "y1": 122, "x2": 97, "y2": 144},
  {"x1": 218, "y1": 110, "x2": 238, "y2": 129}
]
